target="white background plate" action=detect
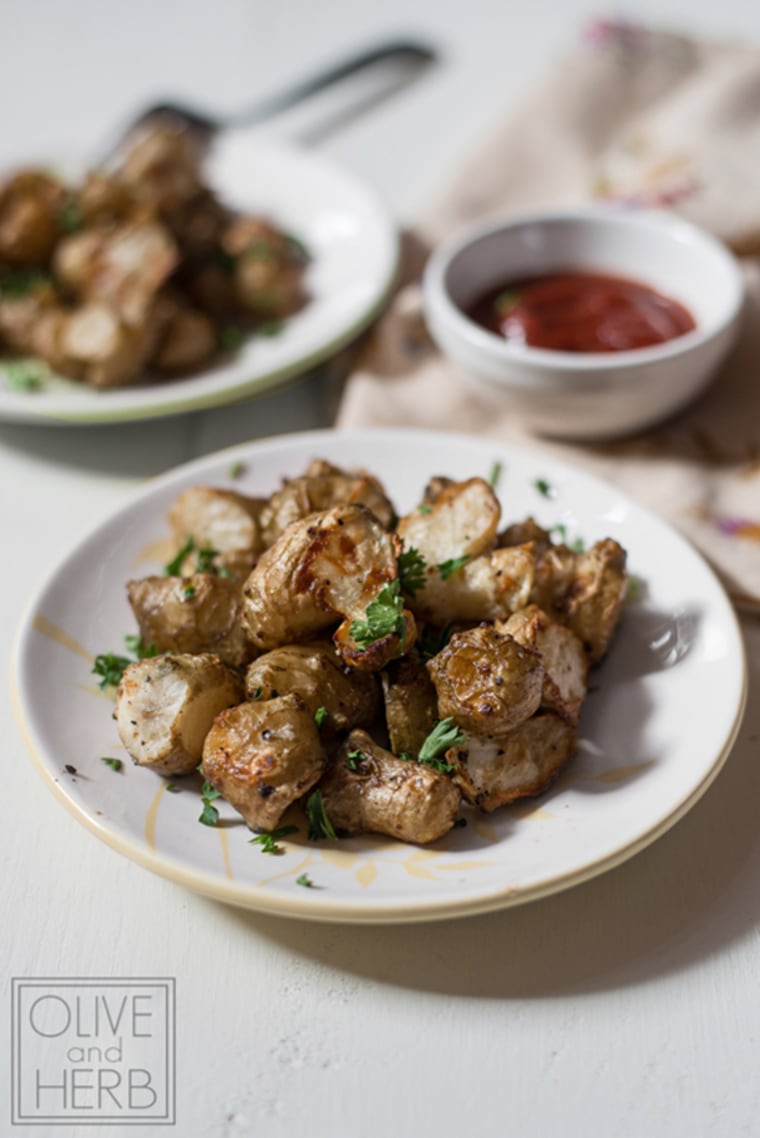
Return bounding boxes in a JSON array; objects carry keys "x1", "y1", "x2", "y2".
[
  {"x1": 13, "y1": 428, "x2": 747, "y2": 922},
  {"x1": 0, "y1": 135, "x2": 398, "y2": 424}
]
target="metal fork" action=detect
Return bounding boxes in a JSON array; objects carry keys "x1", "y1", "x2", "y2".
[{"x1": 103, "y1": 39, "x2": 437, "y2": 161}]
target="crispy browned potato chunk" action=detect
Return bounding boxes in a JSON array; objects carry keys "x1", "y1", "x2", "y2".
[
  {"x1": 202, "y1": 693, "x2": 326, "y2": 831},
  {"x1": 453, "y1": 714, "x2": 577, "y2": 811},
  {"x1": 261, "y1": 458, "x2": 396, "y2": 547},
  {"x1": 381, "y1": 654, "x2": 438, "y2": 758},
  {"x1": 499, "y1": 516, "x2": 554, "y2": 556},
  {"x1": 57, "y1": 301, "x2": 167, "y2": 387},
  {"x1": 409, "y1": 543, "x2": 536, "y2": 626},
  {"x1": 427, "y1": 623, "x2": 545, "y2": 736},
  {"x1": 244, "y1": 642, "x2": 379, "y2": 733},
  {"x1": 532, "y1": 538, "x2": 628, "y2": 663},
  {"x1": 168, "y1": 486, "x2": 267, "y2": 578},
  {"x1": 499, "y1": 605, "x2": 588, "y2": 725},
  {"x1": 117, "y1": 124, "x2": 203, "y2": 212},
  {"x1": 115, "y1": 652, "x2": 243, "y2": 776},
  {"x1": 242, "y1": 504, "x2": 413, "y2": 669},
  {"x1": 127, "y1": 573, "x2": 254, "y2": 668},
  {"x1": 320, "y1": 729, "x2": 461, "y2": 844},
  {"x1": 221, "y1": 217, "x2": 305, "y2": 318}
]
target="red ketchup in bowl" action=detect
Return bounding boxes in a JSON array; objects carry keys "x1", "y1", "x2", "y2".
[{"x1": 467, "y1": 271, "x2": 696, "y2": 353}]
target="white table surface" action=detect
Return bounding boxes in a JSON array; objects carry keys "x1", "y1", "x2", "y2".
[{"x1": 3, "y1": 2, "x2": 760, "y2": 1135}]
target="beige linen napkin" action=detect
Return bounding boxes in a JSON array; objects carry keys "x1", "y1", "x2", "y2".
[{"x1": 338, "y1": 20, "x2": 760, "y2": 610}]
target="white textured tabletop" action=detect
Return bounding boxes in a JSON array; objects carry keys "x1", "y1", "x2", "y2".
[{"x1": 3, "y1": 2, "x2": 760, "y2": 1136}]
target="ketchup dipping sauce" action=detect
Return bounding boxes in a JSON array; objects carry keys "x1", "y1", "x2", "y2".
[{"x1": 467, "y1": 270, "x2": 696, "y2": 353}]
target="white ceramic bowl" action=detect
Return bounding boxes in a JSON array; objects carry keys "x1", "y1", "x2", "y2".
[{"x1": 423, "y1": 209, "x2": 745, "y2": 440}]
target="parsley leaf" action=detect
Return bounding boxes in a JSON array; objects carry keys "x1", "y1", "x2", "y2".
[
  {"x1": 166, "y1": 783, "x2": 180, "y2": 793},
  {"x1": 533, "y1": 478, "x2": 556, "y2": 499},
  {"x1": 249, "y1": 824, "x2": 299, "y2": 854},
  {"x1": 92, "y1": 652, "x2": 132, "y2": 690},
  {"x1": 314, "y1": 706, "x2": 327, "y2": 729},
  {"x1": 296, "y1": 873, "x2": 314, "y2": 888},
  {"x1": 306, "y1": 790, "x2": 337, "y2": 841},
  {"x1": 100, "y1": 756, "x2": 123, "y2": 772},
  {"x1": 257, "y1": 320, "x2": 284, "y2": 338},
  {"x1": 4, "y1": 358, "x2": 49, "y2": 391},
  {"x1": 250, "y1": 685, "x2": 264, "y2": 701},
  {"x1": 418, "y1": 624, "x2": 452, "y2": 663},
  {"x1": 199, "y1": 779, "x2": 221, "y2": 827},
  {"x1": 164, "y1": 536, "x2": 195, "y2": 576},
  {"x1": 124, "y1": 635, "x2": 157, "y2": 660},
  {"x1": 397, "y1": 545, "x2": 427, "y2": 596},
  {"x1": 349, "y1": 580, "x2": 406, "y2": 648},
  {"x1": 219, "y1": 325, "x2": 246, "y2": 352},
  {"x1": 195, "y1": 545, "x2": 219, "y2": 573},
  {"x1": 488, "y1": 460, "x2": 503, "y2": 489},
  {"x1": 228, "y1": 460, "x2": 245, "y2": 479},
  {"x1": 345, "y1": 749, "x2": 367, "y2": 771},
  {"x1": 403, "y1": 718, "x2": 466, "y2": 774},
  {"x1": 418, "y1": 503, "x2": 432, "y2": 515},
  {"x1": 438, "y1": 555, "x2": 469, "y2": 580}
]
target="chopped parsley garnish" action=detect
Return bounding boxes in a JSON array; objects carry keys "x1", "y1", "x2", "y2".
[
  {"x1": 219, "y1": 325, "x2": 246, "y2": 352},
  {"x1": 314, "y1": 706, "x2": 327, "y2": 729},
  {"x1": 418, "y1": 624, "x2": 452, "y2": 663},
  {"x1": 570, "y1": 537, "x2": 586, "y2": 553},
  {"x1": 93, "y1": 634, "x2": 157, "y2": 690},
  {"x1": 249, "y1": 824, "x2": 299, "y2": 854},
  {"x1": 58, "y1": 199, "x2": 84, "y2": 233},
  {"x1": 100, "y1": 756, "x2": 123, "y2": 772},
  {"x1": 397, "y1": 545, "x2": 427, "y2": 596},
  {"x1": 437, "y1": 555, "x2": 469, "y2": 580},
  {"x1": 418, "y1": 503, "x2": 432, "y2": 515},
  {"x1": 228, "y1": 460, "x2": 245, "y2": 479},
  {"x1": 198, "y1": 780, "x2": 221, "y2": 827},
  {"x1": 3, "y1": 358, "x2": 49, "y2": 392},
  {"x1": 453, "y1": 817, "x2": 468, "y2": 829},
  {"x1": 345, "y1": 749, "x2": 367, "y2": 771},
  {"x1": 244, "y1": 239, "x2": 275, "y2": 261},
  {"x1": 124, "y1": 635, "x2": 158, "y2": 659},
  {"x1": 250, "y1": 685, "x2": 264, "y2": 701},
  {"x1": 349, "y1": 579, "x2": 406, "y2": 648},
  {"x1": 551, "y1": 523, "x2": 568, "y2": 543},
  {"x1": 164, "y1": 536, "x2": 195, "y2": 576},
  {"x1": 166, "y1": 783, "x2": 180, "y2": 793},
  {"x1": 182, "y1": 584, "x2": 196, "y2": 600},
  {"x1": 195, "y1": 545, "x2": 219, "y2": 573},
  {"x1": 0, "y1": 268, "x2": 52, "y2": 299},
  {"x1": 92, "y1": 652, "x2": 132, "y2": 690},
  {"x1": 488, "y1": 460, "x2": 503, "y2": 489},
  {"x1": 306, "y1": 790, "x2": 337, "y2": 841},
  {"x1": 533, "y1": 478, "x2": 556, "y2": 499},
  {"x1": 296, "y1": 873, "x2": 314, "y2": 888},
  {"x1": 257, "y1": 320, "x2": 284, "y2": 338},
  {"x1": 401, "y1": 718, "x2": 466, "y2": 774}
]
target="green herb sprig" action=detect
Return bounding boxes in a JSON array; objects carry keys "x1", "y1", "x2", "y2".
[
  {"x1": 306, "y1": 790, "x2": 337, "y2": 841},
  {"x1": 249, "y1": 825, "x2": 299, "y2": 854}
]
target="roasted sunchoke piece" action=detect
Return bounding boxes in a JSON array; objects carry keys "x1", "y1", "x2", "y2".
[
  {"x1": 244, "y1": 642, "x2": 380, "y2": 733},
  {"x1": 381, "y1": 654, "x2": 438, "y2": 758},
  {"x1": 115, "y1": 652, "x2": 243, "y2": 776},
  {"x1": 499, "y1": 605, "x2": 588, "y2": 725},
  {"x1": 452, "y1": 713, "x2": 577, "y2": 811},
  {"x1": 127, "y1": 573, "x2": 254, "y2": 669},
  {"x1": 55, "y1": 301, "x2": 167, "y2": 387},
  {"x1": 168, "y1": 486, "x2": 267, "y2": 578},
  {"x1": 499, "y1": 516, "x2": 554, "y2": 556},
  {"x1": 407, "y1": 542, "x2": 536, "y2": 626},
  {"x1": 201, "y1": 693, "x2": 326, "y2": 831},
  {"x1": 151, "y1": 304, "x2": 217, "y2": 373},
  {"x1": 0, "y1": 171, "x2": 64, "y2": 265},
  {"x1": 221, "y1": 217, "x2": 305, "y2": 318},
  {"x1": 531, "y1": 538, "x2": 628, "y2": 663},
  {"x1": 397, "y1": 477, "x2": 501, "y2": 564},
  {"x1": 242, "y1": 504, "x2": 414, "y2": 669},
  {"x1": 320, "y1": 730, "x2": 461, "y2": 844},
  {"x1": 260, "y1": 458, "x2": 396, "y2": 547},
  {"x1": 427, "y1": 623, "x2": 545, "y2": 736},
  {"x1": 116, "y1": 123, "x2": 204, "y2": 212}
]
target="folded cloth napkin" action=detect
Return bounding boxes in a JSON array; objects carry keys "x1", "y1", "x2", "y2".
[{"x1": 337, "y1": 20, "x2": 760, "y2": 610}]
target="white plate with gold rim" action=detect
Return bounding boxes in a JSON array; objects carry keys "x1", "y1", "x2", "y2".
[
  {"x1": 12, "y1": 428, "x2": 747, "y2": 922},
  {"x1": 0, "y1": 135, "x2": 398, "y2": 425}
]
